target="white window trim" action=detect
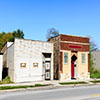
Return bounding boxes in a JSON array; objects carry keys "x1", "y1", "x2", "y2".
[
  {"x1": 64, "y1": 52, "x2": 68, "y2": 64},
  {"x1": 82, "y1": 53, "x2": 86, "y2": 64}
]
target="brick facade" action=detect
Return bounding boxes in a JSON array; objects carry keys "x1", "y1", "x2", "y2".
[
  {"x1": 49, "y1": 34, "x2": 90, "y2": 80},
  {"x1": 60, "y1": 43, "x2": 89, "y2": 52},
  {"x1": 61, "y1": 34, "x2": 89, "y2": 43}
]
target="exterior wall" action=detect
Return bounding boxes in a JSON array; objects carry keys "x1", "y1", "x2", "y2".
[
  {"x1": 61, "y1": 34, "x2": 89, "y2": 43},
  {"x1": 49, "y1": 34, "x2": 90, "y2": 81},
  {"x1": 49, "y1": 36, "x2": 60, "y2": 79},
  {"x1": 7, "y1": 44, "x2": 14, "y2": 81},
  {"x1": 60, "y1": 34, "x2": 90, "y2": 80},
  {"x1": 1, "y1": 44, "x2": 7, "y2": 68},
  {"x1": 1, "y1": 42, "x2": 13, "y2": 68},
  {"x1": 92, "y1": 51, "x2": 100, "y2": 70},
  {"x1": 77, "y1": 52, "x2": 90, "y2": 80},
  {"x1": 60, "y1": 51, "x2": 90, "y2": 80},
  {"x1": 60, "y1": 50, "x2": 71, "y2": 80},
  {"x1": 60, "y1": 43, "x2": 89, "y2": 52},
  {"x1": 13, "y1": 39, "x2": 53, "y2": 82},
  {"x1": 0, "y1": 54, "x2": 3, "y2": 80}
]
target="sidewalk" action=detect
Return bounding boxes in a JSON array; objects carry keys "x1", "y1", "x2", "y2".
[
  {"x1": 0, "y1": 78, "x2": 99, "y2": 87},
  {"x1": 0, "y1": 79, "x2": 99, "y2": 93}
]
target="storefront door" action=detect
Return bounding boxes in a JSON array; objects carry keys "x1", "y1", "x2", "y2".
[{"x1": 45, "y1": 61, "x2": 51, "y2": 80}]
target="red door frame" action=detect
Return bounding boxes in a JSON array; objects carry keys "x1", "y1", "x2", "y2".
[{"x1": 71, "y1": 61, "x2": 74, "y2": 78}]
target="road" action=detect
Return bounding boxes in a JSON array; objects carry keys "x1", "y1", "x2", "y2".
[{"x1": 0, "y1": 85, "x2": 100, "y2": 100}]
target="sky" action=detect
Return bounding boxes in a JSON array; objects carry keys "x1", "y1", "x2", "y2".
[{"x1": 0, "y1": 0, "x2": 100, "y2": 49}]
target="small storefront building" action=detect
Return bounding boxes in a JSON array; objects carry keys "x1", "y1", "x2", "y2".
[
  {"x1": 1, "y1": 39, "x2": 53, "y2": 82},
  {"x1": 49, "y1": 34, "x2": 90, "y2": 81}
]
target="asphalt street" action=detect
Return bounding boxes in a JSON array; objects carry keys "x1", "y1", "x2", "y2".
[{"x1": 0, "y1": 85, "x2": 100, "y2": 100}]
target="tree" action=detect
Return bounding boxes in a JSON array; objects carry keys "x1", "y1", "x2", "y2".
[
  {"x1": 0, "y1": 29, "x2": 24, "y2": 51},
  {"x1": 89, "y1": 36, "x2": 99, "y2": 51},
  {"x1": 46, "y1": 28, "x2": 59, "y2": 41},
  {"x1": 10, "y1": 29, "x2": 24, "y2": 42},
  {"x1": 89, "y1": 36, "x2": 100, "y2": 77}
]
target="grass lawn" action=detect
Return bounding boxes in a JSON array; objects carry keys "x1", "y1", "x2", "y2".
[
  {"x1": 0, "y1": 84, "x2": 49, "y2": 90},
  {"x1": 59, "y1": 81, "x2": 88, "y2": 85},
  {"x1": 90, "y1": 80, "x2": 100, "y2": 83},
  {"x1": 90, "y1": 72, "x2": 100, "y2": 79}
]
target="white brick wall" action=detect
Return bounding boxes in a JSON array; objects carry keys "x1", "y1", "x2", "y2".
[
  {"x1": 7, "y1": 39, "x2": 53, "y2": 82},
  {"x1": 7, "y1": 44, "x2": 14, "y2": 81}
]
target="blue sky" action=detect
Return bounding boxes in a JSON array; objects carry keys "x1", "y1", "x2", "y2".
[{"x1": 0, "y1": 0, "x2": 100, "y2": 48}]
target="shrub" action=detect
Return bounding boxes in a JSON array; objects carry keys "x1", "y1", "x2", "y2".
[{"x1": 2, "y1": 76, "x2": 13, "y2": 84}]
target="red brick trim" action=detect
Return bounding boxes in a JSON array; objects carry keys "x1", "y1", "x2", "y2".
[
  {"x1": 61, "y1": 43, "x2": 89, "y2": 52},
  {"x1": 60, "y1": 52, "x2": 63, "y2": 73},
  {"x1": 61, "y1": 34, "x2": 89, "y2": 43}
]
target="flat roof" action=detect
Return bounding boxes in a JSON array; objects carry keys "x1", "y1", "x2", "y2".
[
  {"x1": 60, "y1": 34, "x2": 89, "y2": 39},
  {"x1": 15, "y1": 38, "x2": 53, "y2": 44}
]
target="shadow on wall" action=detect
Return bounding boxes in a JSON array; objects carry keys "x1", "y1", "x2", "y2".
[
  {"x1": 2, "y1": 68, "x2": 8, "y2": 79},
  {"x1": 54, "y1": 64, "x2": 59, "y2": 80}
]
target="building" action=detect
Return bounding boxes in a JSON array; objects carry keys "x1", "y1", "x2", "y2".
[
  {"x1": 92, "y1": 51, "x2": 100, "y2": 70},
  {"x1": 1, "y1": 39, "x2": 53, "y2": 82},
  {"x1": 49, "y1": 34, "x2": 90, "y2": 81}
]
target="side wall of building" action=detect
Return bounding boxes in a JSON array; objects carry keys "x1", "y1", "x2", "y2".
[
  {"x1": 7, "y1": 44, "x2": 15, "y2": 81},
  {"x1": 49, "y1": 36, "x2": 60, "y2": 79},
  {"x1": 92, "y1": 51, "x2": 100, "y2": 70}
]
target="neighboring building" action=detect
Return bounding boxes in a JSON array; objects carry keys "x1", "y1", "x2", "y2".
[
  {"x1": 49, "y1": 34, "x2": 90, "y2": 80},
  {"x1": 1, "y1": 42, "x2": 13, "y2": 79},
  {"x1": 92, "y1": 51, "x2": 100, "y2": 70},
  {"x1": 1, "y1": 39, "x2": 53, "y2": 82}
]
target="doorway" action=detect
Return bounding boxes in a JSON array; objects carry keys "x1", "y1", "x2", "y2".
[
  {"x1": 45, "y1": 61, "x2": 51, "y2": 80},
  {"x1": 71, "y1": 53, "x2": 77, "y2": 79},
  {"x1": 42, "y1": 53, "x2": 51, "y2": 80}
]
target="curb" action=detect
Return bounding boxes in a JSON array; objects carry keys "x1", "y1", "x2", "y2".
[{"x1": 0, "y1": 83, "x2": 100, "y2": 93}]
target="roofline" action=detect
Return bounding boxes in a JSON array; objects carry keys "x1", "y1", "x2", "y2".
[
  {"x1": 1, "y1": 41, "x2": 14, "y2": 52},
  {"x1": 60, "y1": 34, "x2": 89, "y2": 39},
  {"x1": 15, "y1": 38, "x2": 53, "y2": 44},
  {"x1": 48, "y1": 34, "x2": 89, "y2": 40}
]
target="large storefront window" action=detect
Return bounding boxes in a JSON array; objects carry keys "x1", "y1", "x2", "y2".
[
  {"x1": 64, "y1": 52, "x2": 68, "y2": 64},
  {"x1": 82, "y1": 53, "x2": 86, "y2": 64}
]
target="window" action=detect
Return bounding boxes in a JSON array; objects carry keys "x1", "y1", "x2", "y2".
[
  {"x1": 82, "y1": 53, "x2": 86, "y2": 64},
  {"x1": 20, "y1": 63, "x2": 26, "y2": 68},
  {"x1": 33, "y1": 63, "x2": 38, "y2": 67},
  {"x1": 64, "y1": 52, "x2": 68, "y2": 64}
]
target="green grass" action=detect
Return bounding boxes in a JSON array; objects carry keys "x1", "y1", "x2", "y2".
[
  {"x1": 0, "y1": 76, "x2": 13, "y2": 84},
  {"x1": 90, "y1": 80, "x2": 100, "y2": 83},
  {"x1": 0, "y1": 84, "x2": 49, "y2": 90},
  {"x1": 90, "y1": 72, "x2": 100, "y2": 79},
  {"x1": 59, "y1": 81, "x2": 88, "y2": 85}
]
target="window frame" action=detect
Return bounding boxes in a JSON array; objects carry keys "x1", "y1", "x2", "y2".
[
  {"x1": 33, "y1": 63, "x2": 38, "y2": 67},
  {"x1": 64, "y1": 52, "x2": 68, "y2": 64},
  {"x1": 20, "y1": 63, "x2": 26, "y2": 68},
  {"x1": 82, "y1": 53, "x2": 86, "y2": 64}
]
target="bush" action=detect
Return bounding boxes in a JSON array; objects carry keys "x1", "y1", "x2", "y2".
[{"x1": 1, "y1": 76, "x2": 13, "y2": 84}]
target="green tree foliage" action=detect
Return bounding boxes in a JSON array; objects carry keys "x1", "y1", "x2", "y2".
[
  {"x1": 89, "y1": 38, "x2": 100, "y2": 78},
  {"x1": 11, "y1": 29, "x2": 24, "y2": 41},
  {"x1": 0, "y1": 29, "x2": 24, "y2": 51}
]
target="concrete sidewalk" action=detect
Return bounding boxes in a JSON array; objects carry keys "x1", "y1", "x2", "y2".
[{"x1": 0, "y1": 78, "x2": 99, "y2": 87}]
